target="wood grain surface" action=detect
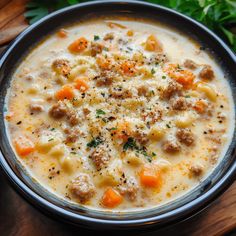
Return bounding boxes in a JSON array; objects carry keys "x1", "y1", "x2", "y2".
[{"x1": 0, "y1": 1, "x2": 235, "y2": 236}]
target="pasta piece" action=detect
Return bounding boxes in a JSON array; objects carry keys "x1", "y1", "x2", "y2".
[
  {"x1": 60, "y1": 156, "x2": 74, "y2": 173},
  {"x1": 175, "y1": 112, "x2": 195, "y2": 128},
  {"x1": 196, "y1": 82, "x2": 217, "y2": 102},
  {"x1": 148, "y1": 124, "x2": 166, "y2": 140}
]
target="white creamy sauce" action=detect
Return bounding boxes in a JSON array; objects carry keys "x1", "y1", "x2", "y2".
[{"x1": 5, "y1": 18, "x2": 235, "y2": 211}]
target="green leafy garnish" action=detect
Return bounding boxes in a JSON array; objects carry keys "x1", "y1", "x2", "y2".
[
  {"x1": 151, "y1": 68, "x2": 156, "y2": 74},
  {"x1": 123, "y1": 137, "x2": 153, "y2": 162},
  {"x1": 94, "y1": 35, "x2": 100, "y2": 41},
  {"x1": 162, "y1": 75, "x2": 166, "y2": 79},
  {"x1": 96, "y1": 109, "x2": 106, "y2": 118},
  {"x1": 166, "y1": 124, "x2": 171, "y2": 128},
  {"x1": 152, "y1": 152, "x2": 157, "y2": 156},
  {"x1": 87, "y1": 137, "x2": 103, "y2": 148},
  {"x1": 147, "y1": 0, "x2": 236, "y2": 52},
  {"x1": 110, "y1": 127, "x2": 117, "y2": 131},
  {"x1": 48, "y1": 138, "x2": 54, "y2": 142},
  {"x1": 123, "y1": 137, "x2": 139, "y2": 151}
]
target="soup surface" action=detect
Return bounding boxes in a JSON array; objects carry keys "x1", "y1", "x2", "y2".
[{"x1": 6, "y1": 17, "x2": 234, "y2": 211}]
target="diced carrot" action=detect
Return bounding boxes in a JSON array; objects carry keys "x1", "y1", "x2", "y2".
[
  {"x1": 193, "y1": 100, "x2": 207, "y2": 114},
  {"x1": 120, "y1": 61, "x2": 136, "y2": 76},
  {"x1": 164, "y1": 64, "x2": 195, "y2": 89},
  {"x1": 5, "y1": 111, "x2": 14, "y2": 121},
  {"x1": 101, "y1": 187, "x2": 123, "y2": 208},
  {"x1": 140, "y1": 164, "x2": 162, "y2": 188},
  {"x1": 74, "y1": 77, "x2": 89, "y2": 92},
  {"x1": 111, "y1": 121, "x2": 131, "y2": 142},
  {"x1": 68, "y1": 37, "x2": 88, "y2": 53},
  {"x1": 127, "y1": 30, "x2": 134, "y2": 37},
  {"x1": 57, "y1": 29, "x2": 67, "y2": 38},
  {"x1": 14, "y1": 136, "x2": 35, "y2": 156},
  {"x1": 107, "y1": 22, "x2": 127, "y2": 29},
  {"x1": 145, "y1": 34, "x2": 163, "y2": 52},
  {"x1": 55, "y1": 85, "x2": 75, "y2": 100}
]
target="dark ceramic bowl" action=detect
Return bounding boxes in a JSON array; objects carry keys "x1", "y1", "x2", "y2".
[{"x1": 0, "y1": 0, "x2": 235, "y2": 230}]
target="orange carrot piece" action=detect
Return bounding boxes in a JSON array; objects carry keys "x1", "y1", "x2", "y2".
[
  {"x1": 111, "y1": 121, "x2": 131, "y2": 142},
  {"x1": 57, "y1": 29, "x2": 67, "y2": 38},
  {"x1": 68, "y1": 37, "x2": 88, "y2": 53},
  {"x1": 140, "y1": 165, "x2": 162, "y2": 188},
  {"x1": 127, "y1": 30, "x2": 134, "y2": 37},
  {"x1": 5, "y1": 111, "x2": 14, "y2": 121},
  {"x1": 193, "y1": 100, "x2": 207, "y2": 114},
  {"x1": 74, "y1": 77, "x2": 89, "y2": 92},
  {"x1": 164, "y1": 64, "x2": 195, "y2": 88},
  {"x1": 101, "y1": 187, "x2": 123, "y2": 208},
  {"x1": 55, "y1": 85, "x2": 75, "y2": 100},
  {"x1": 14, "y1": 136, "x2": 35, "y2": 156},
  {"x1": 120, "y1": 61, "x2": 136, "y2": 76},
  {"x1": 107, "y1": 22, "x2": 127, "y2": 29},
  {"x1": 145, "y1": 34, "x2": 163, "y2": 52}
]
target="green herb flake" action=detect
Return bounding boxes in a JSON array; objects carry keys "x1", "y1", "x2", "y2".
[
  {"x1": 87, "y1": 137, "x2": 103, "y2": 148},
  {"x1": 50, "y1": 128, "x2": 55, "y2": 131},
  {"x1": 123, "y1": 137, "x2": 138, "y2": 151},
  {"x1": 127, "y1": 47, "x2": 133, "y2": 51},
  {"x1": 166, "y1": 124, "x2": 171, "y2": 128},
  {"x1": 151, "y1": 68, "x2": 156, "y2": 74},
  {"x1": 70, "y1": 151, "x2": 77, "y2": 155},
  {"x1": 110, "y1": 127, "x2": 117, "y2": 131},
  {"x1": 162, "y1": 75, "x2": 166, "y2": 79},
  {"x1": 94, "y1": 35, "x2": 100, "y2": 41},
  {"x1": 96, "y1": 109, "x2": 106, "y2": 118},
  {"x1": 152, "y1": 152, "x2": 156, "y2": 157},
  {"x1": 48, "y1": 138, "x2": 54, "y2": 142},
  {"x1": 185, "y1": 95, "x2": 191, "y2": 98}
]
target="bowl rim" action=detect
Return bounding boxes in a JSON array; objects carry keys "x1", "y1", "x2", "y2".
[{"x1": 0, "y1": 0, "x2": 235, "y2": 229}]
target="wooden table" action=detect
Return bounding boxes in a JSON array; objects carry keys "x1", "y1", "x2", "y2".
[{"x1": 0, "y1": 1, "x2": 236, "y2": 235}]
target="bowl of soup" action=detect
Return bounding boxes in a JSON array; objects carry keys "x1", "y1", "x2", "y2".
[{"x1": 0, "y1": 0, "x2": 235, "y2": 230}]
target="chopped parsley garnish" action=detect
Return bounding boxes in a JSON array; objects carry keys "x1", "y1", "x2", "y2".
[
  {"x1": 96, "y1": 109, "x2": 106, "y2": 118},
  {"x1": 152, "y1": 152, "x2": 156, "y2": 157},
  {"x1": 151, "y1": 68, "x2": 155, "y2": 74},
  {"x1": 70, "y1": 151, "x2": 77, "y2": 155},
  {"x1": 123, "y1": 137, "x2": 139, "y2": 151},
  {"x1": 48, "y1": 138, "x2": 54, "y2": 142},
  {"x1": 123, "y1": 137, "x2": 152, "y2": 162},
  {"x1": 185, "y1": 95, "x2": 191, "y2": 98},
  {"x1": 166, "y1": 124, "x2": 171, "y2": 128},
  {"x1": 94, "y1": 35, "x2": 100, "y2": 41},
  {"x1": 50, "y1": 128, "x2": 55, "y2": 131},
  {"x1": 127, "y1": 47, "x2": 133, "y2": 51},
  {"x1": 87, "y1": 137, "x2": 103, "y2": 148},
  {"x1": 162, "y1": 75, "x2": 166, "y2": 79}
]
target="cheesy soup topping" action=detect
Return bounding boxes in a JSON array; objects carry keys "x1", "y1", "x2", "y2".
[{"x1": 6, "y1": 18, "x2": 234, "y2": 211}]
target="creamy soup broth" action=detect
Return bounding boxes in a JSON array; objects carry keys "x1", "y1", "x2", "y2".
[{"x1": 5, "y1": 17, "x2": 234, "y2": 211}]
